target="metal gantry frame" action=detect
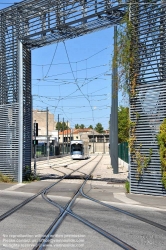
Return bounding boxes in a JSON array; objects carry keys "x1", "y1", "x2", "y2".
[
  {"x1": 0, "y1": 0, "x2": 126, "y2": 182},
  {"x1": 130, "y1": 0, "x2": 166, "y2": 195},
  {"x1": 0, "y1": 0, "x2": 166, "y2": 196}
]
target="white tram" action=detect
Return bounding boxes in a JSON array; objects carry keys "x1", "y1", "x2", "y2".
[{"x1": 70, "y1": 140, "x2": 89, "y2": 160}]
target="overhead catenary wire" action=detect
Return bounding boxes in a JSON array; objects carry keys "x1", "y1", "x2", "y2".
[
  {"x1": 44, "y1": 42, "x2": 59, "y2": 78},
  {"x1": 32, "y1": 44, "x2": 112, "y2": 67},
  {"x1": 63, "y1": 40, "x2": 94, "y2": 115},
  {"x1": 42, "y1": 64, "x2": 107, "y2": 79},
  {"x1": 32, "y1": 39, "x2": 112, "y2": 127},
  {"x1": 32, "y1": 72, "x2": 108, "y2": 89},
  {"x1": 29, "y1": 25, "x2": 112, "y2": 129}
]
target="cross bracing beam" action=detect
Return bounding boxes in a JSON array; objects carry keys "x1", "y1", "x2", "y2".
[{"x1": 0, "y1": 0, "x2": 126, "y2": 49}]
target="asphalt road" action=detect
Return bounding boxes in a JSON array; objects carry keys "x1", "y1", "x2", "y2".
[{"x1": 0, "y1": 180, "x2": 166, "y2": 250}]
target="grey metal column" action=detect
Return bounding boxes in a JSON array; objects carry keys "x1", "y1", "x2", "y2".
[
  {"x1": 67, "y1": 121, "x2": 68, "y2": 154},
  {"x1": 93, "y1": 129, "x2": 94, "y2": 153},
  {"x1": 63, "y1": 118, "x2": 64, "y2": 154},
  {"x1": 70, "y1": 128, "x2": 71, "y2": 142},
  {"x1": 46, "y1": 107, "x2": 49, "y2": 162},
  {"x1": 58, "y1": 114, "x2": 59, "y2": 145},
  {"x1": 18, "y1": 40, "x2": 23, "y2": 183},
  {"x1": 110, "y1": 26, "x2": 118, "y2": 174}
]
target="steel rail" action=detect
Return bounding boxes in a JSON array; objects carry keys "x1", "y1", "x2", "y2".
[
  {"x1": 36, "y1": 156, "x2": 89, "y2": 177},
  {"x1": 37, "y1": 180, "x2": 166, "y2": 250},
  {"x1": 68, "y1": 211, "x2": 136, "y2": 250},
  {"x1": 79, "y1": 187, "x2": 166, "y2": 232},
  {"x1": 36, "y1": 158, "x2": 80, "y2": 170},
  {"x1": 37, "y1": 154, "x2": 136, "y2": 250},
  {"x1": 33, "y1": 154, "x2": 104, "y2": 249},
  {"x1": 0, "y1": 155, "x2": 98, "y2": 222}
]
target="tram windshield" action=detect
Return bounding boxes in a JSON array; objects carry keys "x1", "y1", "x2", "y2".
[{"x1": 71, "y1": 144, "x2": 83, "y2": 155}]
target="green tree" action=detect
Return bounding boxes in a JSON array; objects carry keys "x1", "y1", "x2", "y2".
[
  {"x1": 56, "y1": 121, "x2": 68, "y2": 131},
  {"x1": 80, "y1": 124, "x2": 85, "y2": 129},
  {"x1": 88, "y1": 125, "x2": 93, "y2": 129},
  {"x1": 75, "y1": 124, "x2": 85, "y2": 129},
  {"x1": 75, "y1": 124, "x2": 80, "y2": 129},
  {"x1": 95, "y1": 123, "x2": 104, "y2": 133},
  {"x1": 56, "y1": 122, "x2": 62, "y2": 131},
  {"x1": 118, "y1": 106, "x2": 129, "y2": 143}
]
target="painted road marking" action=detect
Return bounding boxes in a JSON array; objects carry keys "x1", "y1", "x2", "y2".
[
  {"x1": 1, "y1": 183, "x2": 26, "y2": 191},
  {"x1": 113, "y1": 192, "x2": 140, "y2": 205}
]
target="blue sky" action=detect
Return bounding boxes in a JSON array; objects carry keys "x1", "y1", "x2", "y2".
[{"x1": 1, "y1": 1, "x2": 128, "y2": 129}]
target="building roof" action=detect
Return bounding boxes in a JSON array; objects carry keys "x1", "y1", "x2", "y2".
[
  {"x1": 72, "y1": 128, "x2": 93, "y2": 134},
  {"x1": 59, "y1": 129, "x2": 71, "y2": 135},
  {"x1": 59, "y1": 128, "x2": 102, "y2": 136}
]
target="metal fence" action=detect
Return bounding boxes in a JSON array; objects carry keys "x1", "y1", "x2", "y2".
[
  {"x1": 118, "y1": 142, "x2": 129, "y2": 164},
  {"x1": 32, "y1": 144, "x2": 60, "y2": 158},
  {"x1": 32, "y1": 142, "x2": 110, "y2": 159}
]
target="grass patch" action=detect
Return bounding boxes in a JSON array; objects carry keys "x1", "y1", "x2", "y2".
[{"x1": 0, "y1": 172, "x2": 14, "y2": 183}]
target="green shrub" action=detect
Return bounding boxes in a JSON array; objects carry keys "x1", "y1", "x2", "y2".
[
  {"x1": 162, "y1": 172, "x2": 166, "y2": 189},
  {"x1": 125, "y1": 180, "x2": 130, "y2": 193},
  {"x1": 157, "y1": 118, "x2": 166, "y2": 189},
  {"x1": 23, "y1": 166, "x2": 40, "y2": 182}
]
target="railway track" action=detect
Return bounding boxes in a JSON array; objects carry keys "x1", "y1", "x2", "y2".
[
  {"x1": 34, "y1": 155, "x2": 81, "y2": 179},
  {"x1": 0, "y1": 155, "x2": 98, "y2": 222},
  {"x1": 34, "y1": 154, "x2": 136, "y2": 250},
  {"x1": 32, "y1": 156, "x2": 166, "y2": 250},
  {"x1": 1, "y1": 155, "x2": 166, "y2": 249}
]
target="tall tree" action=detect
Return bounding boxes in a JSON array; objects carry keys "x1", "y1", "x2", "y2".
[
  {"x1": 95, "y1": 123, "x2": 104, "y2": 133},
  {"x1": 56, "y1": 121, "x2": 68, "y2": 131},
  {"x1": 75, "y1": 124, "x2": 80, "y2": 129},
  {"x1": 56, "y1": 122, "x2": 62, "y2": 131},
  {"x1": 118, "y1": 106, "x2": 129, "y2": 143},
  {"x1": 80, "y1": 124, "x2": 85, "y2": 129},
  {"x1": 75, "y1": 124, "x2": 85, "y2": 129},
  {"x1": 88, "y1": 125, "x2": 93, "y2": 129}
]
